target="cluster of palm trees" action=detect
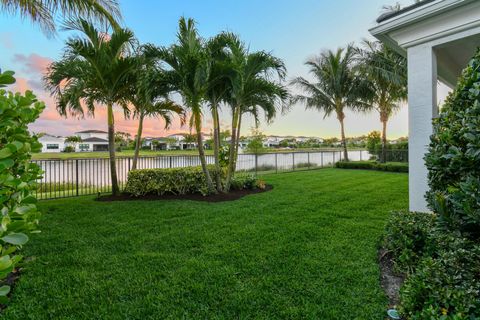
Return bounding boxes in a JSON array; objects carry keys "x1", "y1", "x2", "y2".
[
  {"x1": 3, "y1": 0, "x2": 407, "y2": 195},
  {"x1": 291, "y1": 41, "x2": 407, "y2": 162},
  {"x1": 42, "y1": 16, "x2": 289, "y2": 195}
]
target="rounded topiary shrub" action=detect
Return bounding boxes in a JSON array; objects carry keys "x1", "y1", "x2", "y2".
[{"x1": 425, "y1": 49, "x2": 480, "y2": 240}]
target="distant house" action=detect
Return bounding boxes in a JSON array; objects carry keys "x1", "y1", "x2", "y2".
[
  {"x1": 38, "y1": 134, "x2": 66, "y2": 153},
  {"x1": 74, "y1": 130, "x2": 109, "y2": 152}
]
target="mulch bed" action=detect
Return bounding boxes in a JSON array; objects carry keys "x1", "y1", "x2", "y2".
[
  {"x1": 378, "y1": 248, "x2": 405, "y2": 308},
  {"x1": 96, "y1": 185, "x2": 273, "y2": 203}
]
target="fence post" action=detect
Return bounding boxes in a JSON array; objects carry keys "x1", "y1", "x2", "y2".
[
  {"x1": 360, "y1": 150, "x2": 362, "y2": 161},
  {"x1": 169, "y1": 156, "x2": 173, "y2": 168},
  {"x1": 275, "y1": 153, "x2": 278, "y2": 173},
  {"x1": 308, "y1": 152, "x2": 310, "y2": 170},
  {"x1": 75, "y1": 159, "x2": 79, "y2": 196},
  {"x1": 292, "y1": 153, "x2": 295, "y2": 171},
  {"x1": 128, "y1": 157, "x2": 131, "y2": 170},
  {"x1": 255, "y1": 154, "x2": 258, "y2": 175},
  {"x1": 332, "y1": 151, "x2": 335, "y2": 167},
  {"x1": 321, "y1": 151, "x2": 324, "y2": 168}
]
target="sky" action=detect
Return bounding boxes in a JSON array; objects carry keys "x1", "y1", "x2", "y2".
[{"x1": 0, "y1": 0, "x2": 448, "y2": 139}]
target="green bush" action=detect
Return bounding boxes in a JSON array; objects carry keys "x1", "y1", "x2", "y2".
[
  {"x1": 425, "y1": 49, "x2": 480, "y2": 240},
  {"x1": 399, "y1": 237, "x2": 480, "y2": 320},
  {"x1": 63, "y1": 146, "x2": 75, "y2": 153},
  {"x1": 0, "y1": 71, "x2": 43, "y2": 301},
  {"x1": 335, "y1": 160, "x2": 408, "y2": 172},
  {"x1": 230, "y1": 175, "x2": 258, "y2": 191},
  {"x1": 125, "y1": 165, "x2": 223, "y2": 197},
  {"x1": 383, "y1": 211, "x2": 436, "y2": 274}
]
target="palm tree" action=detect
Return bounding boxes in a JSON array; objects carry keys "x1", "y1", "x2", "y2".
[
  {"x1": 0, "y1": 0, "x2": 122, "y2": 36},
  {"x1": 128, "y1": 59, "x2": 184, "y2": 170},
  {"x1": 44, "y1": 19, "x2": 137, "y2": 195},
  {"x1": 144, "y1": 18, "x2": 217, "y2": 194},
  {"x1": 291, "y1": 45, "x2": 372, "y2": 161},
  {"x1": 357, "y1": 40, "x2": 407, "y2": 162},
  {"x1": 205, "y1": 33, "x2": 234, "y2": 191},
  {"x1": 219, "y1": 34, "x2": 290, "y2": 191},
  {"x1": 65, "y1": 135, "x2": 82, "y2": 150}
]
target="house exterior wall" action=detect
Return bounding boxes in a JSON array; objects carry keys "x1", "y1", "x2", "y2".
[{"x1": 38, "y1": 136, "x2": 66, "y2": 153}]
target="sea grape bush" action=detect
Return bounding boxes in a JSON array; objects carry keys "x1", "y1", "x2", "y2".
[{"x1": 0, "y1": 71, "x2": 43, "y2": 301}]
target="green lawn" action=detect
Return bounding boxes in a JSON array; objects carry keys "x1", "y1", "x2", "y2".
[{"x1": 4, "y1": 169, "x2": 408, "y2": 319}]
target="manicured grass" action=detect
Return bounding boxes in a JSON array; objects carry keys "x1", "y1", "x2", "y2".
[{"x1": 4, "y1": 169, "x2": 408, "y2": 319}]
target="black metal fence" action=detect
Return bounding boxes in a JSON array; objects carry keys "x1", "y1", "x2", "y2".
[{"x1": 32, "y1": 150, "x2": 375, "y2": 200}]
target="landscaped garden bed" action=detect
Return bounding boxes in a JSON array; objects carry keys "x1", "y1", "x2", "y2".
[
  {"x1": 2, "y1": 169, "x2": 408, "y2": 319},
  {"x1": 97, "y1": 185, "x2": 273, "y2": 203}
]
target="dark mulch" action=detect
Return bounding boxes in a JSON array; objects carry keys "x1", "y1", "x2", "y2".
[
  {"x1": 96, "y1": 185, "x2": 273, "y2": 203},
  {"x1": 378, "y1": 248, "x2": 405, "y2": 307}
]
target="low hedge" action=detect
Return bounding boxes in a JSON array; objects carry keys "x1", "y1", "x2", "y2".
[
  {"x1": 125, "y1": 165, "x2": 223, "y2": 197},
  {"x1": 335, "y1": 161, "x2": 408, "y2": 173}
]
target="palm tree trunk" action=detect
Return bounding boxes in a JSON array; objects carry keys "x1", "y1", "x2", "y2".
[
  {"x1": 194, "y1": 112, "x2": 216, "y2": 194},
  {"x1": 224, "y1": 106, "x2": 240, "y2": 192},
  {"x1": 381, "y1": 119, "x2": 388, "y2": 163},
  {"x1": 339, "y1": 117, "x2": 349, "y2": 162},
  {"x1": 131, "y1": 112, "x2": 144, "y2": 170},
  {"x1": 212, "y1": 104, "x2": 222, "y2": 191},
  {"x1": 234, "y1": 114, "x2": 242, "y2": 168},
  {"x1": 107, "y1": 103, "x2": 120, "y2": 196}
]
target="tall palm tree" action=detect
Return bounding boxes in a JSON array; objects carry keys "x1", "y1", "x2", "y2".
[
  {"x1": 291, "y1": 45, "x2": 372, "y2": 161},
  {"x1": 357, "y1": 40, "x2": 407, "y2": 162},
  {"x1": 205, "y1": 33, "x2": 234, "y2": 191},
  {"x1": 144, "y1": 17, "x2": 216, "y2": 193},
  {"x1": 0, "y1": 0, "x2": 122, "y2": 36},
  {"x1": 128, "y1": 60, "x2": 184, "y2": 170},
  {"x1": 44, "y1": 19, "x2": 137, "y2": 195},
  {"x1": 219, "y1": 34, "x2": 290, "y2": 191}
]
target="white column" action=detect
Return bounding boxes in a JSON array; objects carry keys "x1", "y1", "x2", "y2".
[{"x1": 407, "y1": 45, "x2": 438, "y2": 212}]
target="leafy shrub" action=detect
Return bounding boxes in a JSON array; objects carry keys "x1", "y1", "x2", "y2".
[
  {"x1": 399, "y1": 237, "x2": 480, "y2": 319},
  {"x1": 0, "y1": 71, "x2": 43, "y2": 301},
  {"x1": 383, "y1": 211, "x2": 436, "y2": 274},
  {"x1": 63, "y1": 146, "x2": 75, "y2": 153},
  {"x1": 125, "y1": 165, "x2": 223, "y2": 196},
  {"x1": 425, "y1": 49, "x2": 480, "y2": 240},
  {"x1": 335, "y1": 160, "x2": 408, "y2": 172},
  {"x1": 230, "y1": 175, "x2": 258, "y2": 191}
]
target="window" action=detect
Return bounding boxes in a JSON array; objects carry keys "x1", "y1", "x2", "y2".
[
  {"x1": 79, "y1": 144, "x2": 90, "y2": 151},
  {"x1": 46, "y1": 144, "x2": 59, "y2": 150}
]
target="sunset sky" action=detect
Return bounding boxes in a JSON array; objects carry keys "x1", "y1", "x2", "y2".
[{"x1": 0, "y1": 0, "x2": 448, "y2": 139}]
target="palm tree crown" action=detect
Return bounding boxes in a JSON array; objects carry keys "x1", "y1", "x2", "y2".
[
  {"x1": 0, "y1": 0, "x2": 122, "y2": 36},
  {"x1": 291, "y1": 45, "x2": 372, "y2": 161},
  {"x1": 44, "y1": 19, "x2": 137, "y2": 195}
]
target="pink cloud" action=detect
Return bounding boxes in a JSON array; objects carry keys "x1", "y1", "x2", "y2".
[{"x1": 12, "y1": 53, "x2": 53, "y2": 76}]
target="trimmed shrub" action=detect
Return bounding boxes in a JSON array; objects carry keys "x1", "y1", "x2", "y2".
[
  {"x1": 0, "y1": 71, "x2": 43, "y2": 301},
  {"x1": 383, "y1": 211, "x2": 436, "y2": 274},
  {"x1": 335, "y1": 160, "x2": 408, "y2": 172},
  {"x1": 425, "y1": 49, "x2": 480, "y2": 240},
  {"x1": 125, "y1": 165, "x2": 223, "y2": 196},
  {"x1": 63, "y1": 146, "x2": 75, "y2": 153},
  {"x1": 399, "y1": 237, "x2": 480, "y2": 320},
  {"x1": 230, "y1": 175, "x2": 258, "y2": 191}
]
